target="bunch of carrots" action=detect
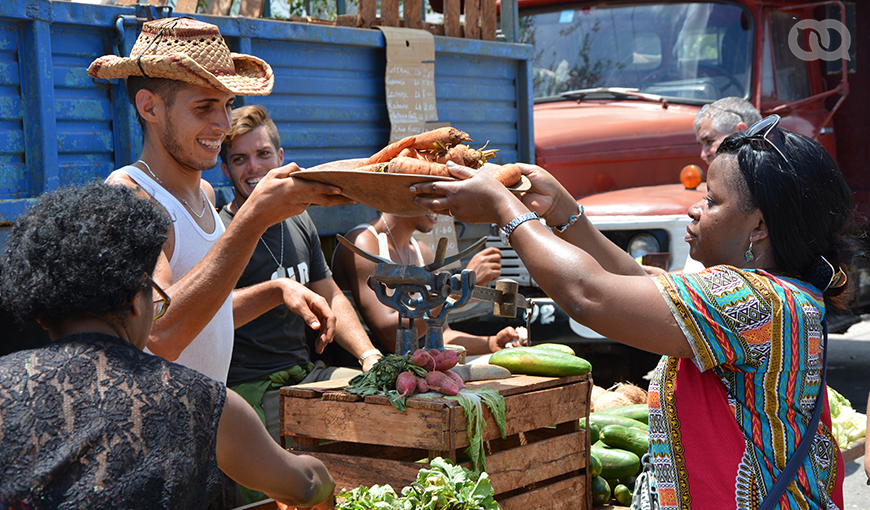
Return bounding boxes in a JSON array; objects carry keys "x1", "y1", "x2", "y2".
[{"x1": 350, "y1": 127, "x2": 522, "y2": 188}]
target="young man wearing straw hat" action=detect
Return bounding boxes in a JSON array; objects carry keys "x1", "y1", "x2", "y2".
[{"x1": 88, "y1": 17, "x2": 353, "y2": 384}]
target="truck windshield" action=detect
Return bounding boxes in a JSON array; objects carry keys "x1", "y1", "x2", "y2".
[{"x1": 520, "y1": 2, "x2": 753, "y2": 102}]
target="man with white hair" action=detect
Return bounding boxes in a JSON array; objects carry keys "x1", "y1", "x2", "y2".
[{"x1": 693, "y1": 97, "x2": 761, "y2": 165}]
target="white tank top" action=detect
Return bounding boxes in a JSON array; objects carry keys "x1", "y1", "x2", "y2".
[
  {"x1": 107, "y1": 165, "x2": 234, "y2": 383},
  {"x1": 349, "y1": 223, "x2": 425, "y2": 266}
]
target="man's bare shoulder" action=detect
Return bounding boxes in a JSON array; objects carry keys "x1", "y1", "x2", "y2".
[{"x1": 106, "y1": 170, "x2": 155, "y2": 201}]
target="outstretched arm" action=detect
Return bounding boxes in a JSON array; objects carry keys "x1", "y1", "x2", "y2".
[
  {"x1": 217, "y1": 390, "x2": 335, "y2": 508},
  {"x1": 108, "y1": 165, "x2": 352, "y2": 360},
  {"x1": 412, "y1": 163, "x2": 691, "y2": 358},
  {"x1": 310, "y1": 276, "x2": 383, "y2": 371}
]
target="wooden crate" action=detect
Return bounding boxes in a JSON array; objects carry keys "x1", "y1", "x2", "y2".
[{"x1": 280, "y1": 374, "x2": 592, "y2": 510}]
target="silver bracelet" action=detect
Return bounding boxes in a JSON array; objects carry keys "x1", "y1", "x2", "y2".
[
  {"x1": 551, "y1": 204, "x2": 584, "y2": 233},
  {"x1": 358, "y1": 349, "x2": 382, "y2": 366}
]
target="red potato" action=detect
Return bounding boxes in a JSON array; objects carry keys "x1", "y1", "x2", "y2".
[
  {"x1": 416, "y1": 375, "x2": 430, "y2": 393},
  {"x1": 410, "y1": 349, "x2": 436, "y2": 372},
  {"x1": 425, "y1": 370, "x2": 460, "y2": 396},
  {"x1": 396, "y1": 371, "x2": 418, "y2": 397},
  {"x1": 444, "y1": 369, "x2": 465, "y2": 391},
  {"x1": 433, "y1": 349, "x2": 459, "y2": 372}
]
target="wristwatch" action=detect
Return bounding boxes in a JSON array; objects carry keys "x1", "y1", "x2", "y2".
[{"x1": 498, "y1": 212, "x2": 540, "y2": 247}]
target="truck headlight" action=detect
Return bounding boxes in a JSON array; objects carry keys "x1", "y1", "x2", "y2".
[{"x1": 628, "y1": 233, "x2": 661, "y2": 258}]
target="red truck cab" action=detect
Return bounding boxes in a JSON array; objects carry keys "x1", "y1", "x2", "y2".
[{"x1": 497, "y1": 0, "x2": 860, "y2": 289}]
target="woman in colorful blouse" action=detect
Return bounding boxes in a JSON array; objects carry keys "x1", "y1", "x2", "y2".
[
  {"x1": 412, "y1": 115, "x2": 849, "y2": 509},
  {"x1": 0, "y1": 182, "x2": 335, "y2": 509}
]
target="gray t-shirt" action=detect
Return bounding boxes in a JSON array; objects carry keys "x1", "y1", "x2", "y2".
[{"x1": 219, "y1": 207, "x2": 331, "y2": 386}]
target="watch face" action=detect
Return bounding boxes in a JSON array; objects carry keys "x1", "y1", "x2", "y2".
[{"x1": 499, "y1": 227, "x2": 510, "y2": 246}]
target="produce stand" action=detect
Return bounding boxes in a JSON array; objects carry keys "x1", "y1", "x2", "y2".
[{"x1": 280, "y1": 374, "x2": 593, "y2": 509}]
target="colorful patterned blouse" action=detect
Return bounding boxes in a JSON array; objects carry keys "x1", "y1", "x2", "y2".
[{"x1": 650, "y1": 266, "x2": 844, "y2": 509}]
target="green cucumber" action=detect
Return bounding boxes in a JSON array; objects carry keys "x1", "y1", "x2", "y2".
[
  {"x1": 589, "y1": 423, "x2": 600, "y2": 445},
  {"x1": 528, "y1": 343, "x2": 575, "y2": 356},
  {"x1": 595, "y1": 403, "x2": 650, "y2": 424},
  {"x1": 591, "y1": 476, "x2": 611, "y2": 507},
  {"x1": 592, "y1": 444, "x2": 641, "y2": 480},
  {"x1": 589, "y1": 450, "x2": 602, "y2": 477},
  {"x1": 614, "y1": 484, "x2": 633, "y2": 506},
  {"x1": 489, "y1": 347, "x2": 591, "y2": 377},
  {"x1": 599, "y1": 424, "x2": 650, "y2": 459},
  {"x1": 588, "y1": 412, "x2": 648, "y2": 431}
]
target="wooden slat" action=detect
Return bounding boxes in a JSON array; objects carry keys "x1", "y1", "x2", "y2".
[
  {"x1": 305, "y1": 452, "x2": 422, "y2": 493},
  {"x1": 174, "y1": 0, "x2": 199, "y2": 13},
  {"x1": 323, "y1": 391, "x2": 364, "y2": 402},
  {"x1": 480, "y1": 0, "x2": 497, "y2": 40},
  {"x1": 359, "y1": 0, "x2": 377, "y2": 28},
  {"x1": 238, "y1": 0, "x2": 266, "y2": 18},
  {"x1": 448, "y1": 380, "x2": 589, "y2": 446},
  {"x1": 316, "y1": 441, "x2": 425, "y2": 462},
  {"x1": 463, "y1": 0, "x2": 481, "y2": 39},
  {"x1": 443, "y1": 0, "x2": 461, "y2": 38},
  {"x1": 498, "y1": 475, "x2": 588, "y2": 510},
  {"x1": 841, "y1": 437, "x2": 866, "y2": 464},
  {"x1": 206, "y1": 0, "x2": 234, "y2": 15},
  {"x1": 466, "y1": 374, "x2": 588, "y2": 397},
  {"x1": 283, "y1": 399, "x2": 454, "y2": 450},
  {"x1": 403, "y1": 0, "x2": 423, "y2": 29},
  {"x1": 381, "y1": 0, "x2": 400, "y2": 26},
  {"x1": 484, "y1": 431, "x2": 586, "y2": 493}
]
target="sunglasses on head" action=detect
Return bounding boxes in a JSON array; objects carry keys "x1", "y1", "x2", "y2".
[{"x1": 743, "y1": 114, "x2": 797, "y2": 174}]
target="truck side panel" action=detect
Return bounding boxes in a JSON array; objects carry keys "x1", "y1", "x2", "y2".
[{"x1": 0, "y1": 0, "x2": 534, "y2": 242}]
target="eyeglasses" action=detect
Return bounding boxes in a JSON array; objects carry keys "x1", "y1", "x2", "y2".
[
  {"x1": 742, "y1": 114, "x2": 797, "y2": 174},
  {"x1": 147, "y1": 275, "x2": 171, "y2": 320}
]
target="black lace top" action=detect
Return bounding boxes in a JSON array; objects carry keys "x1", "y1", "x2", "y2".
[{"x1": 0, "y1": 333, "x2": 226, "y2": 509}]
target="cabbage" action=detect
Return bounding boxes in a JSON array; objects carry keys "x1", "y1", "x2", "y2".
[{"x1": 827, "y1": 386, "x2": 867, "y2": 447}]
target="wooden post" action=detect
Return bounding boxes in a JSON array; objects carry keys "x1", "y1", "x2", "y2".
[
  {"x1": 481, "y1": 0, "x2": 497, "y2": 41},
  {"x1": 403, "y1": 0, "x2": 423, "y2": 29},
  {"x1": 443, "y1": 0, "x2": 461, "y2": 37},
  {"x1": 382, "y1": 0, "x2": 400, "y2": 26},
  {"x1": 464, "y1": 0, "x2": 481, "y2": 39},
  {"x1": 173, "y1": 0, "x2": 199, "y2": 13},
  {"x1": 206, "y1": 0, "x2": 234, "y2": 16},
  {"x1": 239, "y1": 0, "x2": 266, "y2": 18},
  {"x1": 359, "y1": 0, "x2": 377, "y2": 28}
]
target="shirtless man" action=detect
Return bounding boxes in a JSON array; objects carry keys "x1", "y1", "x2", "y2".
[
  {"x1": 333, "y1": 212, "x2": 525, "y2": 356},
  {"x1": 89, "y1": 17, "x2": 352, "y2": 383}
]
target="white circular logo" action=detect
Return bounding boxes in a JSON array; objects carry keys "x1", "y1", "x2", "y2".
[{"x1": 788, "y1": 19, "x2": 851, "y2": 62}]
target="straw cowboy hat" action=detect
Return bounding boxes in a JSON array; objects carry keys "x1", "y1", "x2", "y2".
[{"x1": 88, "y1": 17, "x2": 273, "y2": 96}]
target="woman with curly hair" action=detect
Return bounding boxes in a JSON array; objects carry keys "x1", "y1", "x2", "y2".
[
  {"x1": 412, "y1": 115, "x2": 848, "y2": 508},
  {"x1": 0, "y1": 182, "x2": 335, "y2": 510}
]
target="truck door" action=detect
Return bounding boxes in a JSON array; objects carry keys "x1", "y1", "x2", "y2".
[{"x1": 759, "y1": 4, "x2": 849, "y2": 156}]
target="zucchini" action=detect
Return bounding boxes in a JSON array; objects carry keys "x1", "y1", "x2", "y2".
[
  {"x1": 528, "y1": 343, "x2": 575, "y2": 356},
  {"x1": 591, "y1": 476, "x2": 611, "y2": 507},
  {"x1": 613, "y1": 484, "x2": 633, "y2": 506},
  {"x1": 589, "y1": 450, "x2": 602, "y2": 477},
  {"x1": 592, "y1": 444, "x2": 641, "y2": 480},
  {"x1": 595, "y1": 403, "x2": 649, "y2": 424},
  {"x1": 599, "y1": 424, "x2": 650, "y2": 459},
  {"x1": 489, "y1": 347, "x2": 591, "y2": 377},
  {"x1": 588, "y1": 412, "x2": 648, "y2": 431}
]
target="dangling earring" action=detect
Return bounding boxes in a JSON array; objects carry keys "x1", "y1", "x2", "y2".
[{"x1": 744, "y1": 238, "x2": 754, "y2": 263}]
